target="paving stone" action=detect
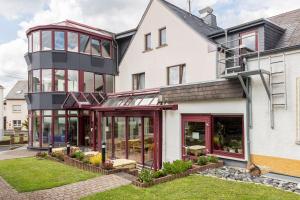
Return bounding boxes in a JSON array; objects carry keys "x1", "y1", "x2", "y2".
[{"x1": 0, "y1": 174, "x2": 131, "y2": 200}]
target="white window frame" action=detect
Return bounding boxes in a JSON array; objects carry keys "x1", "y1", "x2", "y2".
[{"x1": 12, "y1": 105, "x2": 21, "y2": 112}]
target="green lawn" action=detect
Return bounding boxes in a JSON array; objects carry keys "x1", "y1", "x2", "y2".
[
  {"x1": 0, "y1": 157, "x2": 99, "y2": 192},
  {"x1": 83, "y1": 175, "x2": 300, "y2": 200}
]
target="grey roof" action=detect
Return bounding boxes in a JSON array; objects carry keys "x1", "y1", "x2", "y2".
[
  {"x1": 268, "y1": 9, "x2": 300, "y2": 49},
  {"x1": 5, "y1": 80, "x2": 28, "y2": 100},
  {"x1": 160, "y1": 0, "x2": 222, "y2": 37}
]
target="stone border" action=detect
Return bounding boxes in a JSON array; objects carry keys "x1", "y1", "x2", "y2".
[
  {"x1": 63, "y1": 156, "x2": 130, "y2": 175},
  {"x1": 132, "y1": 161, "x2": 224, "y2": 188}
]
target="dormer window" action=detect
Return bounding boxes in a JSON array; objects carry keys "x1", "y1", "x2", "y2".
[
  {"x1": 32, "y1": 31, "x2": 40, "y2": 52},
  {"x1": 159, "y1": 27, "x2": 167, "y2": 46},
  {"x1": 145, "y1": 33, "x2": 151, "y2": 51},
  {"x1": 240, "y1": 31, "x2": 257, "y2": 51}
]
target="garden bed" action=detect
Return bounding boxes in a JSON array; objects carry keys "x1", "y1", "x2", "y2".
[
  {"x1": 63, "y1": 156, "x2": 131, "y2": 175},
  {"x1": 132, "y1": 161, "x2": 223, "y2": 188}
]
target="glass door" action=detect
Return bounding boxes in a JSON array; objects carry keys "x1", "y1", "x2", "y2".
[
  {"x1": 182, "y1": 115, "x2": 211, "y2": 160},
  {"x1": 144, "y1": 117, "x2": 154, "y2": 166},
  {"x1": 128, "y1": 117, "x2": 142, "y2": 163},
  {"x1": 114, "y1": 117, "x2": 126, "y2": 159}
]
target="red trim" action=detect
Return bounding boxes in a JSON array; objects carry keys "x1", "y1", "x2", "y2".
[
  {"x1": 93, "y1": 104, "x2": 178, "y2": 112},
  {"x1": 181, "y1": 115, "x2": 211, "y2": 160},
  {"x1": 141, "y1": 117, "x2": 145, "y2": 165},
  {"x1": 211, "y1": 115, "x2": 245, "y2": 159},
  {"x1": 125, "y1": 116, "x2": 129, "y2": 158},
  {"x1": 111, "y1": 116, "x2": 115, "y2": 158},
  {"x1": 97, "y1": 112, "x2": 102, "y2": 151},
  {"x1": 39, "y1": 111, "x2": 42, "y2": 148}
]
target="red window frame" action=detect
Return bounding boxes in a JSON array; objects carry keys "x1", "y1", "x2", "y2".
[
  {"x1": 239, "y1": 30, "x2": 258, "y2": 51},
  {"x1": 211, "y1": 115, "x2": 245, "y2": 159}
]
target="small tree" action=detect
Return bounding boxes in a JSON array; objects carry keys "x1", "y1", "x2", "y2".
[{"x1": 22, "y1": 117, "x2": 29, "y2": 130}]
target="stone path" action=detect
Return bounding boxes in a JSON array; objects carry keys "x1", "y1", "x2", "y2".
[
  {"x1": 0, "y1": 146, "x2": 36, "y2": 161},
  {"x1": 0, "y1": 174, "x2": 131, "y2": 200}
]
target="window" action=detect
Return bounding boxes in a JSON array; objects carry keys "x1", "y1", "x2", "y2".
[
  {"x1": 95, "y1": 74, "x2": 104, "y2": 92},
  {"x1": 167, "y1": 65, "x2": 186, "y2": 85},
  {"x1": 33, "y1": 69, "x2": 41, "y2": 92},
  {"x1": 32, "y1": 31, "x2": 40, "y2": 52},
  {"x1": 42, "y1": 114, "x2": 52, "y2": 147},
  {"x1": 28, "y1": 34, "x2": 32, "y2": 52},
  {"x1": 84, "y1": 72, "x2": 94, "y2": 92},
  {"x1": 80, "y1": 34, "x2": 91, "y2": 54},
  {"x1": 105, "y1": 75, "x2": 114, "y2": 93},
  {"x1": 68, "y1": 32, "x2": 78, "y2": 52},
  {"x1": 102, "y1": 40, "x2": 111, "y2": 58},
  {"x1": 28, "y1": 71, "x2": 33, "y2": 92},
  {"x1": 42, "y1": 69, "x2": 52, "y2": 92},
  {"x1": 54, "y1": 70, "x2": 65, "y2": 91},
  {"x1": 32, "y1": 111, "x2": 40, "y2": 147},
  {"x1": 159, "y1": 27, "x2": 167, "y2": 46},
  {"x1": 68, "y1": 70, "x2": 78, "y2": 92},
  {"x1": 42, "y1": 31, "x2": 52, "y2": 51},
  {"x1": 54, "y1": 115, "x2": 66, "y2": 146},
  {"x1": 132, "y1": 73, "x2": 145, "y2": 90},
  {"x1": 13, "y1": 120, "x2": 22, "y2": 127},
  {"x1": 145, "y1": 33, "x2": 151, "y2": 50},
  {"x1": 91, "y1": 39, "x2": 101, "y2": 56},
  {"x1": 212, "y1": 116, "x2": 243, "y2": 156},
  {"x1": 54, "y1": 31, "x2": 65, "y2": 50},
  {"x1": 240, "y1": 31, "x2": 257, "y2": 51},
  {"x1": 12, "y1": 105, "x2": 21, "y2": 112}
]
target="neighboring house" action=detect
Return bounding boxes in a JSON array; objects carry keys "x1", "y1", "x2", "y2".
[
  {"x1": 24, "y1": 0, "x2": 300, "y2": 177},
  {"x1": 0, "y1": 85, "x2": 3, "y2": 138},
  {"x1": 4, "y1": 80, "x2": 28, "y2": 133}
]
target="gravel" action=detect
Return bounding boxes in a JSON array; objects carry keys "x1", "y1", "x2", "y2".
[{"x1": 198, "y1": 166, "x2": 300, "y2": 194}]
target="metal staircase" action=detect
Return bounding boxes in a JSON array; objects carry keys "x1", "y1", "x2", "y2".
[{"x1": 270, "y1": 54, "x2": 287, "y2": 110}]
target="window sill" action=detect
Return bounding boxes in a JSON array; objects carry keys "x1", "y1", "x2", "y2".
[
  {"x1": 156, "y1": 44, "x2": 168, "y2": 49},
  {"x1": 142, "y1": 48, "x2": 153, "y2": 53}
]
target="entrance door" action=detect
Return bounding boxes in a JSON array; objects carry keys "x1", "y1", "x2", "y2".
[
  {"x1": 82, "y1": 115, "x2": 91, "y2": 148},
  {"x1": 182, "y1": 115, "x2": 211, "y2": 160}
]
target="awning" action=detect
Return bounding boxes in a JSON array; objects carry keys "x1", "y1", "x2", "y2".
[
  {"x1": 92, "y1": 90, "x2": 178, "y2": 111},
  {"x1": 62, "y1": 92, "x2": 105, "y2": 109}
]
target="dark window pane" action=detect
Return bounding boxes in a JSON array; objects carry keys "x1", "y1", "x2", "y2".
[
  {"x1": 55, "y1": 70, "x2": 65, "y2": 91},
  {"x1": 91, "y1": 39, "x2": 101, "y2": 56},
  {"x1": 145, "y1": 33, "x2": 151, "y2": 50},
  {"x1": 132, "y1": 73, "x2": 145, "y2": 90},
  {"x1": 33, "y1": 111, "x2": 40, "y2": 147},
  {"x1": 95, "y1": 74, "x2": 104, "y2": 92},
  {"x1": 105, "y1": 75, "x2": 114, "y2": 93},
  {"x1": 42, "y1": 69, "x2": 52, "y2": 92},
  {"x1": 159, "y1": 28, "x2": 166, "y2": 46},
  {"x1": 68, "y1": 32, "x2": 78, "y2": 52},
  {"x1": 33, "y1": 70, "x2": 40, "y2": 92},
  {"x1": 55, "y1": 31, "x2": 65, "y2": 50},
  {"x1": 54, "y1": 117, "x2": 66, "y2": 147},
  {"x1": 184, "y1": 121, "x2": 206, "y2": 157},
  {"x1": 68, "y1": 70, "x2": 78, "y2": 92},
  {"x1": 42, "y1": 117, "x2": 52, "y2": 147},
  {"x1": 42, "y1": 31, "x2": 52, "y2": 51},
  {"x1": 102, "y1": 40, "x2": 111, "y2": 58},
  {"x1": 32, "y1": 31, "x2": 40, "y2": 52},
  {"x1": 80, "y1": 34, "x2": 91, "y2": 54},
  {"x1": 28, "y1": 71, "x2": 32, "y2": 92},
  {"x1": 84, "y1": 72, "x2": 94, "y2": 92},
  {"x1": 28, "y1": 34, "x2": 32, "y2": 52},
  {"x1": 68, "y1": 117, "x2": 78, "y2": 146},
  {"x1": 213, "y1": 116, "x2": 243, "y2": 154},
  {"x1": 241, "y1": 32, "x2": 256, "y2": 51}
]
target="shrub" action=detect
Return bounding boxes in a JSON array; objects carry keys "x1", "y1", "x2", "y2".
[
  {"x1": 152, "y1": 170, "x2": 167, "y2": 179},
  {"x1": 35, "y1": 152, "x2": 47, "y2": 158},
  {"x1": 70, "y1": 147, "x2": 80, "y2": 155},
  {"x1": 82, "y1": 156, "x2": 91, "y2": 164},
  {"x1": 51, "y1": 151, "x2": 64, "y2": 161},
  {"x1": 89, "y1": 153, "x2": 102, "y2": 167},
  {"x1": 138, "y1": 169, "x2": 153, "y2": 183},
  {"x1": 197, "y1": 156, "x2": 208, "y2": 166},
  {"x1": 101, "y1": 160, "x2": 114, "y2": 170},
  {"x1": 162, "y1": 160, "x2": 193, "y2": 174},
  {"x1": 207, "y1": 156, "x2": 219, "y2": 163},
  {"x1": 73, "y1": 151, "x2": 85, "y2": 161}
]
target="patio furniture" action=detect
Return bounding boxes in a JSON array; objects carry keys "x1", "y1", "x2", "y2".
[
  {"x1": 186, "y1": 145, "x2": 206, "y2": 156},
  {"x1": 112, "y1": 159, "x2": 136, "y2": 169}
]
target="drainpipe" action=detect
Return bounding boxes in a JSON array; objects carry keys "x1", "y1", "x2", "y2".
[
  {"x1": 112, "y1": 35, "x2": 119, "y2": 75},
  {"x1": 163, "y1": 110, "x2": 167, "y2": 162},
  {"x1": 246, "y1": 78, "x2": 252, "y2": 166}
]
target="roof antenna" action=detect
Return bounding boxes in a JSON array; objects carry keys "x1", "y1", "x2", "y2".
[{"x1": 188, "y1": 0, "x2": 192, "y2": 14}]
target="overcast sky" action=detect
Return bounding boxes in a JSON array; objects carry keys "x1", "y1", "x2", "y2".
[{"x1": 0, "y1": 0, "x2": 299, "y2": 95}]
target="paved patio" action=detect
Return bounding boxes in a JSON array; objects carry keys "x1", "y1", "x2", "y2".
[
  {"x1": 0, "y1": 146, "x2": 36, "y2": 161},
  {"x1": 0, "y1": 173, "x2": 131, "y2": 200}
]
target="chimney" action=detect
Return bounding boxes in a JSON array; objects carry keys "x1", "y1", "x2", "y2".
[{"x1": 199, "y1": 7, "x2": 217, "y2": 27}]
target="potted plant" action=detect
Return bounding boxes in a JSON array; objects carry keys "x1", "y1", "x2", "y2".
[{"x1": 229, "y1": 140, "x2": 240, "y2": 153}]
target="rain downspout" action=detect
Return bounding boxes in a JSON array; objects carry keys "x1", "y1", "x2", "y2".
[{"x1": 246, "y1": 78, "x2": 252, "y2": 165}]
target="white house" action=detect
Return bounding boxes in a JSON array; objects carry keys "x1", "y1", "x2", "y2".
[
  {"x1": 112, "y1": 0, "x2": 300, "y2": 176},
  {"x1": 4, "y1": 80, "x2": 28, "y2": 133}
]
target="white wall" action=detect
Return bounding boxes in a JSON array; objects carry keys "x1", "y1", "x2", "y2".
[
  {"x1": 116, "y1": 0, "x2": 217, "y2": 92},
  {"x1": 248, "y1": 50, "x2": 300, "y2": 160},
  {"x1": 163, "y1": 99, "x2": 247, "y2": 162}
]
